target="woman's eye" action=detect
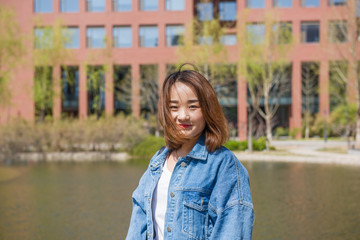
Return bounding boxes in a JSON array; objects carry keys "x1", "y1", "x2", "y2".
[
  {"x1": 189, "y1": 105, "x2": 199, "y2": 109},
  {"x1": 170, "y1": 106, "x2": 178, "y2": 110}
]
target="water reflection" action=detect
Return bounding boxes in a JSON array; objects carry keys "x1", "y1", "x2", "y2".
[{"x1": 0, "y1": 161, "x2": 359, "y2": 240}]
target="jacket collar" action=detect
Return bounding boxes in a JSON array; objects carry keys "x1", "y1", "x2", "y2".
[{"x1": 150, "y1": 134, "x2": 208, "y2": 170}]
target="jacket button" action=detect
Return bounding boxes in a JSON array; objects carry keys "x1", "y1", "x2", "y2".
[
  {"x1": 180, "y1": 162, "x2": 187, "y2": 167},
  {"x1": 167, "y1": 226, "x2": 172, "y2": 232},
  {"x1": 170, "y1": 192, "x2": 175, "y2": 197}
]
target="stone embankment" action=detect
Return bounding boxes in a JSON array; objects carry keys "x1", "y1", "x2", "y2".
[{"x1": 236, "y1": 140, "x2": 360, "y2": 166}]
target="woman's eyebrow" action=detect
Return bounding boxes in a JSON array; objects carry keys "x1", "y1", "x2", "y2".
[{"x1": 188, "y1": 99, "x2": 199, "y2": 103}]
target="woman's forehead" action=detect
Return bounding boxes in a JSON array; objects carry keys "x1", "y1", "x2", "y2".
[{"x1": 169, "y1": 82, "x2": 198, "y2": 101}]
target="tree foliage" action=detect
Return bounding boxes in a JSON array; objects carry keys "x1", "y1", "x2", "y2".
[
  {"x1": 0, "y1": 5, "x2": 24, "y2": 106},
  {"x1": 238, "y1": 12, "x2": 294, "y2": 143}
]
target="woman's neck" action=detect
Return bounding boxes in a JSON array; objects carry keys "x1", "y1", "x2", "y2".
[{"x1": 176, "y1": 137, "x2": 198, "y2": 158}]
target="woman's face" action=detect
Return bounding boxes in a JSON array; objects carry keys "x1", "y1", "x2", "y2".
[{"x1": 169, "y1": 82, "x2": 206, "y2": 139}]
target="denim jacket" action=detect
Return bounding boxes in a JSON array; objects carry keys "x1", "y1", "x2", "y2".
[{"x1": 126, "y1": 135, "x2": 254, "y2": 240}]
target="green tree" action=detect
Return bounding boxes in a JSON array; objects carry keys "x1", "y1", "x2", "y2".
[
  {"x1": 177, "y1": 18, "x2": 228, "y2": 86},
  {"x1": 328, "y1": 0, "x2": 360, "y2": 147},
  {"x1": 302, "y1": 62, "x2": 319, "y2": 139},
  {"x1": 238, "y1": 13, "x2": 294, "y2": 144},
  {"x1": 33, "y1": 19, "x2": 73, "y2": 121},
  {"x1": 0, "y1": 5, "x2": 24, "y2": 106}
]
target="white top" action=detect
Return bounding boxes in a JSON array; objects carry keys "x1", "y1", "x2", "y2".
[{"x1": 152, "y1": 159, "x2": 172, "y2": 240}]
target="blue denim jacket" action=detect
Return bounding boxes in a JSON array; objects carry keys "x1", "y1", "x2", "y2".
[{"x1": 126, "y1": 135, "x2": 254, "y2": 240}]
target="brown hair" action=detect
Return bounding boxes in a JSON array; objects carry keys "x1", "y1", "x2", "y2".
[{"x1": 158, "y1": 64, "x2": 229, "y2": 152}]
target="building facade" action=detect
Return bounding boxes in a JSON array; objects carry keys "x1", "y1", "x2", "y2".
[{"x1": 0, "y1": 0, "x2": 354, "y2": 140}]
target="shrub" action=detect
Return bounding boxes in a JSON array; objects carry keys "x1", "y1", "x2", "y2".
[
  {"x1": 275, "y1": 127, "x2": 289, "y2": 139},
  {"x1": 223, "y1": 140, "x2": 241, "y2": 150},
  {"x1": 289, "y1": 127, "x2": 301, "y2": 139},
  {"x1": 130, "y1": 135, "x2": 165, "y2": 158},
  {"x1": 224, "y1": 137, "x2": 268, "y2": 151},
  {"x1": 252, "y1": 137, "x2": 266, "y2": 151}
]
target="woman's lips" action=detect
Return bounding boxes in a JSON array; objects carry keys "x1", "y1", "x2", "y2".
[{"x1": 179, "y1": 124, "x2": 191, "y2": 129}]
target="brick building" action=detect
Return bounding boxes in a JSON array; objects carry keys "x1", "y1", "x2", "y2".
[{"x1": 0, "y1": 0, "x2": 353, "y2": 140}]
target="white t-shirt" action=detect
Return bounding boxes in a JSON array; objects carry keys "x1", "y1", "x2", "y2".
[{"x1": 152, "y1": 159, "x2": 172, "y2": 240}]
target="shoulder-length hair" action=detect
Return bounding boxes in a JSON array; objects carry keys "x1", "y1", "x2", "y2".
[{"x1": 158, "y1": 64, "x2": 229, "y2": 152}]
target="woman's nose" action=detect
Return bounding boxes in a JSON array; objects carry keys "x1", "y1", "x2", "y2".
[{"x1": 178, "y1": 108, "x2": 189, "y2": 120}]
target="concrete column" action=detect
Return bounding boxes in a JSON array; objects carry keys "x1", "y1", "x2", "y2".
[
  {"x1": 290, "y1": 60, "x2": 302, "y2": 138},
  {"x1": 79, "y1": 64, "x2": 88, "y2": 119},
  {"x1": 347, "y1": 61, "x2": 357, "y2": 104},
  {"x1": 132, "y1": 63, "x2": 140, "y2": 118},
  {"x1": 237, "y1": 73, "x2": 247, "y2": 141},
  {"x1": 105, "y1": 65, "x2": 114, "y2": 116},
  {"x1": 319, "y1": 60, "x2": 329, "y2": 117},
  {"x1": 53, "y1": 66, "x2": 62, "y2": 120},
  {"x1": 158, "y1": 62, "x2": 166, "y2": 92}
]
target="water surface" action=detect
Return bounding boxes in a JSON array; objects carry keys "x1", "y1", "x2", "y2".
[{"x1": 0, "y1": 161, "x2": 359, "y2": 240}]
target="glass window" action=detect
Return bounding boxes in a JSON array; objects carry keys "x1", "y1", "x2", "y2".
[
  {"x1": 246, "y1": 0, "x2": 265, "y2": 8},
  {"x1": 219, "y1": 2, "x2": 236, "y2": 21},
  {"x1": 113, "y1": 0, "x2": 132, "y2": 11},
  {"x1": 166, "y1": 25, "x2": 184, "y2": 46},
  {"x1": 301, "y1": 0, "x2": 320, "y2": 7},
  {"x1": 273, "y1": 22, "x2": 292, "y2": 44},
  {"x1": 246, "y1": 23, "x2": 265, "y2": 44},
  {"x1": 86, "y1": 0, "x2": 105, "y2": 12},
  {"x1": 220, "y1": 34, "x2": 237, "y2": 46},
  {"x1": 62, "y1": 27, "x2": 79, "y2": 49},
  {"x1": 273, "y1": 0, "x2": 292, "y2": 7},
  {"x1": 34, "y1": 27, "x2": 53, "y2": 49},
  {"x1": 328, "y1": 0, "x2": 347, "y2": 5},
  {"x1": 139, "y1": 26, "x2": 158, "y2": 47},
  {"x1": 87, "y1": 27, "x2": 106, "y2": 48},
  {"x1": 301, "y1": 21, "x2": 320, "y2": 43},
  {"x1": 34, "y1": 0, "x2": 52, "y2": 13},
  {"x1": 60, "y1": 0, "x2": 79, "y2": 12},
  {"x1": 140, "y1": 64, "x2": 158, "y2": 116},
  {"x1": 113, "y1": 26, "x2": 132, "y2": 48},
  {"x1": 197, "y1": 2, "x2": 213, "y2": 21},
  {"x1": 139, "y1": 0, "x2": 158, "y2": 11},
  {"x1": 61, "y1": 66, "x2": 79, "y2": 116},
  {"x1": 166, "y1": 0, "x2": 185, "y2": 11},
  {"x1": 329, "y1": 21, "x2": 347, "y2": 43},
  {"x1": 198, "y1": 36, "x2": 213, "y2": 45},
  {"x1": 114, "y1": 65, "x2": 132, "y2": 115},
  {"x1": 87, "y1": 66, "x2": 105, "y2": 116}
]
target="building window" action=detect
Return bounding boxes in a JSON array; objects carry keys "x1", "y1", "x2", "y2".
[
  {"x1": 60, "y1": 0, "x2": 79, "y2": 12},
  {"x1": 166, "y1": 0, "x2": 185, "y2": 11},
  {"x1": 328, "y1": 0, "x2": 347, "y2": 5},
  {"x1": 139, "y1": 0, "x2": 158, "y2": 11},
  {"x1": 220, "y1": 34, "x2": 237, "y2": 46},
  {"x1": 34, "y1": 66, "x2": 53, "y2": 120},
  {"x1": 34, "y1": 27, "x2": 53, "y2": 49},
  {"x1": 329, "y1": 21, "x2": 347, "y2": 43},
  {"x1": 114, "y1": 65, "x2": 132, "y2": 115},
  {"x1": 273, "y1": 22, "x2": 292, "y2": 44},
  {"x1": 113, "y1": 26, "x2": 132, "y2": 48},
  {"x1": 139, "y1": 26, "x2": 158, "y2": 47},
  {"x1": 273, "y1": 0, "x2": 292, "y2": 7},
  {"x1": 301, "y1": 0, "x2": 320, "y2": 7},
  {"x1": 87, "y1": 66, "x2": 105, "y2": 116},
  {"x1": 301, "y1": 21, "x2": 320, "y2": 43},
  {"x1": 166, "y1": 25, "x2": 184, "y2": 46},
  {"x1": 246, "y1": 0, "x2": 265, "y2": 8},
  {"x1": 197, "y1": 2, "x2": 213, "y2": 21},
  {"x1": 87, "y1": 27, "x2": 106, "y2": 48},
  {"x1": 61, "y1": 66, "x2": 79, "y2": 117},
  {"x1": 219, "y1": 2, "x2": 236, "y2": 21},
  {"x1": 34, "y1": 0, "x2": 52, "y2": 13},
  {"x1": 86, "y1": 0, "x2": 105, "y2": 12},
  {"x1": 140, "y1": 64, "x2": 158, "y2": 117},
  {"x1": 198, "y1": 36, "x2": 213, "y2": 45},
  {"x1": 113, "y1": 0, "x2": 132, "y2": 11},
  {"x1": 62, "y1": 27, "x2": 79, "y2": 49},
  {"x1": 246, "y1": 23, "x2": 265, "y2": 45}
]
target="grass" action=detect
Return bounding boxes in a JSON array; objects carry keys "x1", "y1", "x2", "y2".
[
  {"x1": 317, "y1": 147, "x2": 348, "y2": 154},
  {"x1": 0, "y1": 167, "x2": 22, "y2": 182}
]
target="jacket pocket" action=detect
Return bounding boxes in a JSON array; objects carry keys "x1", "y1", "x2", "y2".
[{"x1": 182, "y1": 191, "x2": 210, "y2": 240}]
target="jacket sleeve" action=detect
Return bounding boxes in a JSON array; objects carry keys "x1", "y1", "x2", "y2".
[
  {"x1": 125, "y1": 168, "x2": 150, "y2": 240},
  {"x1": 208, "y1": 153, "x2": 255, "y2": 240}
]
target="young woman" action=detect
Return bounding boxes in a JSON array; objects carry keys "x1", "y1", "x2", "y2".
[{"x1": 126, "y1": 65, "x2": 254, "y2": 240}]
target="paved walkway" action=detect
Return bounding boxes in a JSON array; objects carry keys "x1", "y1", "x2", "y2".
[{"x1": 234, "y1": 140, "x2": 360, "y2": 166}]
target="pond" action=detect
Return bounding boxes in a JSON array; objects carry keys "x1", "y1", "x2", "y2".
[{"x1": 0, "y1": 161, "x2": 359, "y2": 240}]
